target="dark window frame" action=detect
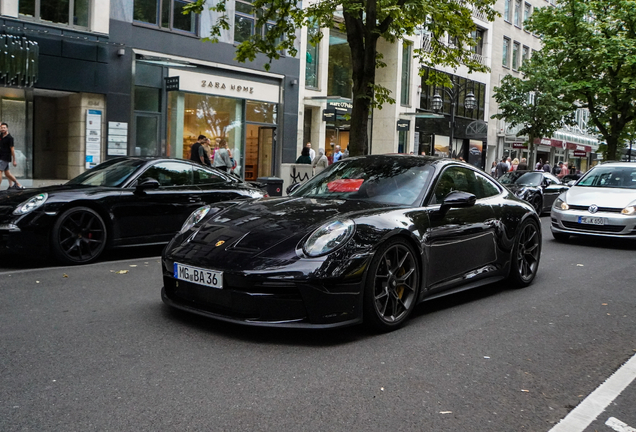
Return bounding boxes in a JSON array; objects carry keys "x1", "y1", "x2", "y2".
[
  {"x1": 133, "y1": 0, "x2": 198, "y2": 35},
  {"x1": 18, "y1": 0, "x2": 91, "y2": 30}
]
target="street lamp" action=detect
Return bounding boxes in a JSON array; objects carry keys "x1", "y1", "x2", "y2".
[{"x1": 431, "y1": 80, "x2": 477, "y2": 158}]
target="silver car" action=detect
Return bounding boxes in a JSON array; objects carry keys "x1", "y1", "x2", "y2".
[{"x1": 551, "y1": 162, "x2": 636, "y2": 240}]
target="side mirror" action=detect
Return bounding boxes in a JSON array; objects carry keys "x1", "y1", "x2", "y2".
[
  {"x1": 286, "y1": 182, "x2": 302, "y2": 195},
  {"x1": 567, "y1": 180, "x2": 575, "y2": 187},
  {"x1": 135, "y1": 177, "x2": 160, "y2": 193},
  {"x1": 440, "y1": 191, "x2": 476, "y2": 211}
]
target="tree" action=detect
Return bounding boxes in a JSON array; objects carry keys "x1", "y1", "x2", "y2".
[
  {"x1": 186, "y1": 0, "x2": 497, "y2": 156},
  {"x1": 492, "y1": 59, "x2": 575, "y2": 168},
  {"x1": 526, "y1": 0, "x2": 636, "y2": 161}
]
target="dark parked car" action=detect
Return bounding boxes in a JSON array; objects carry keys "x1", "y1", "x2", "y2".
[
  {"x1": 498, "y1": 170, "x2": 569, "y2": 214},
  {"x1": 162, "y1": 155, "x2": 541, "y2": 331},
  {"x1": 0, "y1": 157, "x2": 265, "y2": 264}
]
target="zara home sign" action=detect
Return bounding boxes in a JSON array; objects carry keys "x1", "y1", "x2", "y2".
[{"x1": 168, "y1": 68, "x2": 280, "y2": 104}]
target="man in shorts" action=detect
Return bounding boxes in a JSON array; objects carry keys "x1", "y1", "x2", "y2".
[{"x1": 0, "y1": 122, "x2": 25, "y2": 190}]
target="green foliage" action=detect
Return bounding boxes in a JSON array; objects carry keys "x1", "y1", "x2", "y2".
[
  {"x1": 525, "y1": 0, "x2": 636, "y2": 161},
  {"x1": 186, "y1": 0, "x2": 498, "y2": 155},
  {"x1": 492, "y1": 57, "x2": 575, "y2": 165}
]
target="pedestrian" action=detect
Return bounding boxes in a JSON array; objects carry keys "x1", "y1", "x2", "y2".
[
  {"x1": 312, "y1": 148, "x2": 329, "y2": 173},
  {"x1": 212, "y1": 139, "x2": 232, "y2": 172},
  {"x1": 506, "y1": 157, "x2": 512, "y2": 170},
  {"x1": 517, "y1": 157, "x2": 528, "y2": 171},
  {"x1": 535, "y1": 158, "x2": 543, "y2": 170},
  {"x1": 542, "y1": 160, "x2": 551, "y2": 173},
  {"x1": 421, "y1": 151, "x2": 426, "y2": 156},
  {"x1": 333, "y1": 145, "x2": 344, "y2": 162},
  {"x1": 202, "y1": 138, "x2": 213, "y2": 167},
  {"x1": 0, "y1": 122, "x2": 24, "y2": 190},
  {"x1": 511, "y1": 158, "x2": 519, "y2": 171},
  {"x1": 305, "y1": 142, "x2": 315, "y2": 162},
  {"x1": 490, "y1": 161, "x2": 497, "y2": 177},
  {"x1": 552, "y1": 162, "x2": 561, "y2": 176},
  {"x1": 190, "y1": 135, "x2": 210, "y2": 166},
  {"x1": 342, "y1": 148, "x2": 349, "y2": 159},
  {"x1": 295, "y1": 146, "x2": 312, "y2": 164},
  {"x1": 495, "y1": 156, "x2": 509, "y2": 178},
  {"x1": 557, "y1": 161, "x2": 568, "y2": 179}
]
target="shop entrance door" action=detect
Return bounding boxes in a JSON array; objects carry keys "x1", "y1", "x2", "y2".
[
  {"x1": 244, "y1": 124, "x2": 276, "y2": 181},
  {"x1": 134, "y1": 113, "x2": 161, "y2": 156}
]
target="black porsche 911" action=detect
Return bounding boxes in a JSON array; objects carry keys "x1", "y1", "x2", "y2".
[
  {"x1": 0, "y1": 157, "x2": 265, "y2": 264},
  {"x1": 498, "y1": 170, "x2": 569, "y2": 214},
  {"x1": 161, "y1": 155, "x2": 542, "y2": 331}
]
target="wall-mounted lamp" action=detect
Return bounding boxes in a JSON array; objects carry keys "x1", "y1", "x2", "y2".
[
  {"x1": 117, "y1": 48, "x2": 126, "y2": 57},
  {"x1": 290, "y1": 79, "x2": 298, "y2": 86}
]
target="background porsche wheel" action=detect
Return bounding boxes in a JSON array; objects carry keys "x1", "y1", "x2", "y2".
[
  {"x1": 531, "y1": 195, "x2": 543, "y2": 214},
  {"x1": 363, "y1": 238, "x2": 420, "y2": 332},
  {"x1": 52, "y1": 207, "x2": 107, "y2": 265},
  {"x1": 508, "y1": 218, "x2": 541, "y2": 288}
]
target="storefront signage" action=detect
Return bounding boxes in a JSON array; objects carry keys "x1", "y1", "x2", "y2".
[
  {"x1": 327, "y1": 102, "x2": 353, "y2": 112},
  {"x1": 168, "y1": 69, "x2": 280, "y2": 103},
  {"x1": 535, "y1": 137, "x2": 592, "y2": 153},
  {"x1": 322, "y1": 110, "x2": 335, "y2": 121},
  {"x1": 85, "y1": 110, "x2": 102, "y2": 168},
  {"x1": 165, "y1": 76, "x2": 180, "y2": 91},
  {"x1": 512, "y1": 142, "x2": 528, "y2": 149},
  {"x1": 397, "y1": 119, "x2": 410, "y2": 131},
  {"x1": 573, "y1": 150, "x2": 587, "y2": 157},
  {"x1": 108, "y1": 122, "x2": 128, "y2": 156}
]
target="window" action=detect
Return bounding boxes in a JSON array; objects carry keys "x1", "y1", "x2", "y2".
[
  {"x1": 522, "y1": 45, "x2": 530, "y2": 65},
  {"x1": 19, "y1": 0, "x2": 89, "y2": 28},
  {"x1": 133, "y1": 0, "x2": 196, "y2": 33},
  {"x1": 193, "y1": 166, "x2": 226, "y2": 185},
  {"x1": 305, "y1": 24, "x2": 320, "y2": 89},
  {"x1": 431, "y1": 167, "x2": 500, "y2": 204},
  {"x1": 503, "y1": 37, "x2": 511, "y2": 67},
  {"x1": 514, "y1": 0, "x2": 522, "y2": 26},
  {"x1": 401, "y1": 42, "x2": 412, "y2": 106},
  {"x1": 471, "y1": 28, "x2": 484, "y2": 55},
  {"x1": 504, "y1": 0, "x2": 512, "y2": 22},
  {"x1": 327, "y1": 29, "x2": 352, "y2": 98},
  {"x1": 524, "y1": 3, "x2": 532, "y2": 27},
  {"x1": 139, "y1": 162, "x2": 193, "y2": 187},
  {"x1": 234, "y1": 0, "x2": 278, "y2": 43},
  {"x1": 474, "y1": 173, "x2": 501, "y2": 198},
  {"x1": 512, "y1": 41, "x2": 520, "y2": 70}
]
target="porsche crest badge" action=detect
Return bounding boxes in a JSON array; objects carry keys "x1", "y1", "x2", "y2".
[{"x1": 215, "y1": 240, "x2": 225, "y2": 247}]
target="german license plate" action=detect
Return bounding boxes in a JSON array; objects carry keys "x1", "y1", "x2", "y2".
[
  {"x1": 578, "y1": 216, "x2": 604, "y2": 225},
  {"x1": 174, "y1": 263, "x2": 223, "y2": 289}
]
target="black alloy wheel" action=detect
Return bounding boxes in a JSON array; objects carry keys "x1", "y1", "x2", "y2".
[
  {"x1": 531, "y1": 195, "x2": 543, "y2": 214},
  {"x1": 363, "y1": 238, "x2": 420, "y2": 331},
  {"x1": 509, "y1": 218, "x2": 541, "y2": 287},
  {"x1": 52, "y1": 207, "x2": 107, "y2": 264}
]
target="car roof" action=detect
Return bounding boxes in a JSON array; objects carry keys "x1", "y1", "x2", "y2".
[{"x1": 597, "y1": 161, "x2": 636, "y2": 167}]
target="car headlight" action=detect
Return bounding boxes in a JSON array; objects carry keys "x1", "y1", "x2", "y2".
[
  {"x1": 13, "y1": 193, "x2": 48, "y2": 215},
  {"x1": 622, "y1": 206, "x2": 636, "y2": 215},
  {"x1": 180, "y1": 205, "x2": 211, "y2": 233},
  {"x1": 554, "y1": 198, "x2": 569, "y2": 210},
  {"x1": 303, "y1": 219, "x2": 355, "y2": 257}
]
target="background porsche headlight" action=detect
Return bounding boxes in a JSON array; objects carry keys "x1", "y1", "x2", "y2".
[
  {"x1": 180, "y1": 206, "x2": 211, "y2": 233},
  {"x1": 554, "y1": 198, "x2": 569, "y2": 210},
  {"x1": 516, "y1": 187, "x2": 528, "y2": 198},
  {"x1": 13, "y1": 193, "x2": 48, "y2": 215},
  {"x1": 622, "y1": 205, "x2": 636, "y2": 215},
  {"x1": 304, "y1": 219, "x2": 355, "y2": 257}
]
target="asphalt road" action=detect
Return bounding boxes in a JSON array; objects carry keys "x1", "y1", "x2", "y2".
[{"x1": 1, "y1": 217, "x2": 635, "y2": 432}]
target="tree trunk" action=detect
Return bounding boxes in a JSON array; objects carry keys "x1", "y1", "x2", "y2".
[
  {"x1": 527, "y1": 133, "x2": 535, "y2": 169},
  {"x1": 606, "y1": 135, "x2": 618, "y2": 161}
]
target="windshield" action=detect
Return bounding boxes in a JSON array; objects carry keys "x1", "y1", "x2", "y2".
[
  {"x1": 499, "y1": 171, "x2": 543, "y2": 186},
  {"x1": 291, "y1": 157, "x2": 435, "y2": 205},
  {"x1": 577, "y1": 166, "x2": 636, "y2": 189},
  {"x1": 67, "y1": 158, "x2": 146, "y2": 187}
]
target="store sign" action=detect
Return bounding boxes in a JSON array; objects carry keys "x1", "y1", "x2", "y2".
[
  {"x1": 512, "y1": 142, "x2": 528, "y2": 149},
  {"x1": 165, "y1": 76, "x2": 180, "y2": 91},
  {"x1": 108, "y1": 122, "x2": 128, "y2": 156},
  {"x1": 573, "y1": 150, "x2": 587, "y2": 157},
  {"x1": 397, "y1": 119, "x2": 410, "y2": 131},
  {"x1": 86, "y1": 110, "x2": 102, "y2": 168},
  {"x1": 322, "y1": 110, "x2": 335, "y2": 121},
  {"x1": 168, "y1": 69, "x2": 280, "y2": 103}
]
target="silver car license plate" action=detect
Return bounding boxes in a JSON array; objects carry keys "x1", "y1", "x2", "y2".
[
  {"x1": 578, "y1": 216, "x2": 604, "y2": 225},
  {"x1": 174, "y1": 263, "x2": 223, "y2": 289}
]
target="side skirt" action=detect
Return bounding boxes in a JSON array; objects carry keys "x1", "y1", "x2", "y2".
[{"x1": 421, "y1": 275, "x2": 507, "y2": 303}]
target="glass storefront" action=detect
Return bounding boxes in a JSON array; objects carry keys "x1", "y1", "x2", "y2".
[
  {"x1": 0, "y1": 88, "x2": 32, "y2": 179},
  {"x1": 167, "y1": 91, "x2": 277, "y2": 180}
]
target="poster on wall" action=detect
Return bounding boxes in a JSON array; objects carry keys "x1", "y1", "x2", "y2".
[
  {"x1": 108, "y1": 122, "x2": 128, "y2": 156},
  {"x1": 86, "y1": 110, "x2": 102, "y2": 169}
]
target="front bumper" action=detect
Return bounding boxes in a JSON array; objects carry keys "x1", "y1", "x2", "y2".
[
  {"x1": 161, "y1": 257, "x2": 369, "y2": 329},
  {"x1": 551, "y1": 207, "x2": 636, "y2": 239}
]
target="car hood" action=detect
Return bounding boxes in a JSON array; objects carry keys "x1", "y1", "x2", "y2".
[
  {"x1": 172, "y1": 197, "x2": 392, "y2": 262},
  {"x1": 0, "y1": 184, "x2": 113, "y2": 206},
  {"x1": 504, "y1": 184, "x2": 539, "y2": 194},
  {"x1": 565, "y1": 186, "x2": 636, "y2": 208}
]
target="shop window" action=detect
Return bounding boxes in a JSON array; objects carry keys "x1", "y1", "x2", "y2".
[
  {"x1": 305, "y1": 24, "x2": 320, "y2": 89},
  {"x1": 234, "y1": 0, "x2": 279, "y2": 44},
  {"x1": 246, "y1": 100, "x2": 277, "y2": 123},
  {"x1": 401, "y1": 42, "x2": 412, "y2": 106},
  {"x1": 133, "y1": 0, "x2": 197, "y2": 33},
  {"x1": 19, "y1": 0, "x2": 89, "y2": 28},
  {"x1": 327, "y1": 29, "x2": 352, "y2": 98}
]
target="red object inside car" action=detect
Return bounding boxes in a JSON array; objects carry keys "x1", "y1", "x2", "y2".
[{"x1": 327, "y1": 179, "x2": 364, "y2": 192}]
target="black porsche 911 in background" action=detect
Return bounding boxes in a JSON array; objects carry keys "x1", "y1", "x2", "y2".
[
  {"x1": 498, "y1": 170, "x2": 569, "y2": 214},
  {"x1": 162, "y1": 155, "x2": 542, "y2": 331},
  {"x1": 0, "y1": 157, "x2": 265, "y2": 264}
]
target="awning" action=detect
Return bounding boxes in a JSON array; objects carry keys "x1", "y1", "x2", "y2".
[{"x1": 534, "y1": 138, "x2": 592, "y2": 153}]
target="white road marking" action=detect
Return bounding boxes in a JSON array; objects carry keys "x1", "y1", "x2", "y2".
[
  {"x1": 549, "y1": 353, "x2": 636, "y2": 432},
  {"x1": 606, "y1": 417, "x2": 636, "y2": 432}
]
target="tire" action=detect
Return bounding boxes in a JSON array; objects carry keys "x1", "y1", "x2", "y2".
[
  {"x1": 552, "y1": 231, "x2": 570, "y2": 242},
  {"x1": 363, "y1": 238, "x2": 420, "y2": 332},
  {"x1": 531, "y1": 195, "x2": 543, "y2": 215},
  {"x1": 508, "y1": 218, "x2": 541, "y2": 288},
  {"x1": 51, "y1": 207, "x2": 108, "y2": 265}
]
